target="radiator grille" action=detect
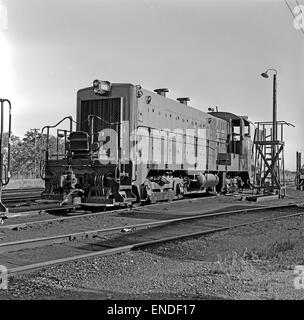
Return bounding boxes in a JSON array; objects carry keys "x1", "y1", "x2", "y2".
[{"x1": 80, "y1": 98, "x2": 121, "y2": 133}]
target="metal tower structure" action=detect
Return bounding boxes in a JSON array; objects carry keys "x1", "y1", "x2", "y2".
[{"x1": 253, "y1": 120, "x2": 294, "y2": 198}]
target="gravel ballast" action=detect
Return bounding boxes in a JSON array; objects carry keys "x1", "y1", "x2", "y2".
[{"x1": 1, "y1": 213, "x2": 304, "y2": 300}]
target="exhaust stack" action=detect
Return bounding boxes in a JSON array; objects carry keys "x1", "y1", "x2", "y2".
[
  {"x1": 154, "y1": 88, "x2": 169, "y2": 97},
  {"x1": 177, "y1": 97, "x2": 190, "y2": 106}
]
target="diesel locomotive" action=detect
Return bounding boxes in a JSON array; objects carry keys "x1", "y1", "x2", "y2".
[{"x1": 41, "y1": 80, "x2": 256, "y2": 207}]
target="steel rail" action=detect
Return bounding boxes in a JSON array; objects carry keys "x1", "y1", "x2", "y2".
[
  {"x1": 2, "y1": 188, "x2": 44, "y2": 194},
  {"x1": 1, "y1": 188, "x2": 44, "y2": 205},
  {"x1": 3, "y1": 195, "x2": 42, "y2": 202},
  {"x1": 0, "y1": 202, "x2": 299, "y2": 231},
  {"x1": 1, "y1": 191, "x2": 216, "y2": 223},
  {"x1": 0, "y1": 203, "x2": 302, "y2": 253},
  {"x1": 6, "y1": 210, "x2": 304, "y2": 275}
]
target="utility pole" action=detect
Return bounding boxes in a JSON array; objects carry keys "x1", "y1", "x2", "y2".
[{"x1": 30, "y1": 128, "x2": 39, "y2": 179}]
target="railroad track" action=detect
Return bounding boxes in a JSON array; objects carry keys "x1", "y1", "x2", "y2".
[
  {"x1": 0, "y1": 191, "x2": 219, "y2": 225},
  {"x1": 0, "y1": 187, "x2": 82, "y2": 217},
  {"x1": 1, "y1": 187, "x2": 44, "y2": 204},
  {"x1": 0, "y1": 195, "x2": 291, "y2": 231},
  {"x1": 0, "y1": 203, "x2": 303, "y2": 276}
]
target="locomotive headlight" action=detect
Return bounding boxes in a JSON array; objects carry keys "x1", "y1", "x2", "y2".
[
  {"x1": 93, "y1": 79, "x2": 100, "y2": 87},
  {"x1": 93, "y1": 79, "x2": 100, "y2": 94},
  {"x1": 93, "y1": 79, "x2": 111, "y2": 95}
]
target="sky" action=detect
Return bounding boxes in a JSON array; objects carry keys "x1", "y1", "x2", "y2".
[{"x1": 0, "y1": 0, "x2": 303, "y2": 170}]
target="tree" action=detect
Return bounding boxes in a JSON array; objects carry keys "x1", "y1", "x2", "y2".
[
  {"x1": 1, "y1": 131, "x2": 64, "y2": 179},
  {"x1": 2, "y1": 133, "x2": 22, "y2": 178}
]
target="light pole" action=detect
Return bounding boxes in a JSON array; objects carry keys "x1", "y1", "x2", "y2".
[
  {"x1": 261, "y1": 68, "x2": 278, "y2": 190},
  {"x1": 261, "y1": 68, "x2": 278, "y2": 142}
]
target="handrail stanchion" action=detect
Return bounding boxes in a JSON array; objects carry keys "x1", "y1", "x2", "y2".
[{"x1": 0, "y1": 99, "x2": 12, "y2": 218}]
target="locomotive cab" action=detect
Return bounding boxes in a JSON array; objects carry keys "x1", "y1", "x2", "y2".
[{"x1": 208, "y1": 111, "x2": 254, "y2": 191}]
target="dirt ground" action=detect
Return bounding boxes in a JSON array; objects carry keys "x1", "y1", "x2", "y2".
[
  {"x1": 1, "y1": 211, "x2": 304, "y2": 300},
  {"x1": 0, "y1": 186, "x2": 304, "y2": 300}
]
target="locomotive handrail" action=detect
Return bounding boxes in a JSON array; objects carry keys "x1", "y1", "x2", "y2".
[
  {"x1": 0, "y1": 98, "x2": 11, "y2": 215},
  {"x1": 0, "y1": 99, "x2": 12, "y2": 186},
  {"x1": 254, "y1": 121, "x2": 295, "y2": 127},
  {"x1": 41, "y1": 116, "x2": 73, "y2": 135},
  {"x1": 40, "y1": 116, "x2": 74, "y2": 180},
  {"x1": 87, "y1": 114, "x2": 121, "y2": 151},
  {"x1": 87, "y1": 114, "x2": 123, "y2": 182},
  {"x1": 87, "y1": 114, "x2": 121, "y2": 126}
]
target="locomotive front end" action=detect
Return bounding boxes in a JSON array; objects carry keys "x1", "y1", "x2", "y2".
[{"x1": 42, "y1": 80, "x2": 137, "y2": 207}]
